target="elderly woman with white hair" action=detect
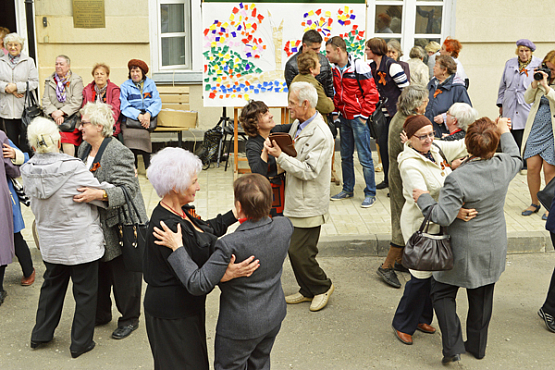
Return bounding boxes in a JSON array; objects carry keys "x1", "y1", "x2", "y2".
[
  {"x1": 407, "y1": 46, "x2": 429, "y2": 87},
  {"x1": 21, "y1": 117, "x2": 105, "y2": 358},
  {"x1": 143, "y1": 147, "x2": 255, "y2": 370},
  {"x1": 73, "y1": 101, "x2": 148, "y2": 341},
  {"x1": 441, "y1": 103, "x2": 479, "y2": 141},
  {"x1": 0, "y1": 32, "x2": 39, "y2": 154}
]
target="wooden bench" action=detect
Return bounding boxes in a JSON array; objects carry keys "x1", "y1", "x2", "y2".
[{"x1": 154, "y1": 86, "x2": 197, "y2": 146}]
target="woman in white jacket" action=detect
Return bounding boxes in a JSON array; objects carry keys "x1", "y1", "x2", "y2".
[
  {"x1": 391, "y1": 115, "x2": 470, "y2": 345},
  {"x1": 21, "y1": 117, "x2": 106, "y2": 359},
  {"x1": 0, "y1": 33, "x2": 39, "y2": 154}
]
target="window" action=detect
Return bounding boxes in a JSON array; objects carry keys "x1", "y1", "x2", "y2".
[
  {"x1": 158, "y1": 0, "x2": 191, "y2": 69},
  {"x1": 368, "y1": 0, "x2": 454, "y2": 59}
]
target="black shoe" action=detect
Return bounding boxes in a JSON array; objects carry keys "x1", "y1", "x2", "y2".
[
  {"x1": 377, "y1": 266, "x2": 401, "y2": 288},
  {"x1": 441, "y1": 354, "x2": 461, "y2": 365},
  {"x1": 464, "y1": 341, "x2": 484, "y2": 359},
  {"x1": 376, "y1": 181, "x2": 389, "y2": 190},
  {"x1": 538, "y1": 308, "x2": 555, "y2": 333},
  {"x1": 393, "y1": 261, "x2": 409, "y2": 273},
  {"x1": 112, "y1": 322, "x2": 139, "y2": 340},
  {"x1": 0, "y1": 290, "x2": 6, "y2": 306},
  {"x1": 71, "y1": 341, "x2": 95, "y2": 358},
  {"x1": 30, "y1": 339, "x2": 51, "y2": 349}
]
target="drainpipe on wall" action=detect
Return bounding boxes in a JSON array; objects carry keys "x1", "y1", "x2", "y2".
[{"x1": 24, "y1": 0, "x2": 36, "y2": 61}]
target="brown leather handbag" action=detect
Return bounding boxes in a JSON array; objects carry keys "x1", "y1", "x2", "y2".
[
  {"x1": 269, "y1": 132, "x2": 297, "y2": 157},
  {"x1": 402, "y1": 205, "x2": 453, "y2": 271}
]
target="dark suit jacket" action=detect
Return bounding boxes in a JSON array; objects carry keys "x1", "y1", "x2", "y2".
[{"x1": 168, "y1": 216, "x2": 293, "y2": 340}]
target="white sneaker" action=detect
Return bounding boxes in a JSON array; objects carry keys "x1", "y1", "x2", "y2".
[{"x1": 310, "y1": 284, "x2": 335, "y2": 312}]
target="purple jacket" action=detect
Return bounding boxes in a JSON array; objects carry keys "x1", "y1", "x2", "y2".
[{"x1": 497, "y1": 56, "x2": 542, "y2": 130}]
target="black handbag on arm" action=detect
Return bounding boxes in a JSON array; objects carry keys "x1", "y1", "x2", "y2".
[
  {"x1": 21, "y1": 81, "x2": 42, "y2": 127},
  {"x1": 117, "y1": 185, "x2": 149, "y2": 272},
  {"x1": 402, "y1": 205, "x2": 453, "y2": 271},
  {"x1": 124, "y1": 110, "x2": 158, "y2": 132}
]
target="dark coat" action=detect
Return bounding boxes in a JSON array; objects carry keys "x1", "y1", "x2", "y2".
[
  {"x1": 77, "y1": 137, "x2": 148, "y2": 262},
  {"x1": 168, "y1": 216, "x2": 293, "y2": 340},
  {"x1": 417, "y1": 133, "x2": 522, "y2": 289},
  {"x1": 425, "y1": 75, "x2": 472, "y2": 137}
]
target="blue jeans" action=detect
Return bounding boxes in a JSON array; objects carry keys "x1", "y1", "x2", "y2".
[{"x1": 339, "y1": 116, "x2": 376, "y2": 197}]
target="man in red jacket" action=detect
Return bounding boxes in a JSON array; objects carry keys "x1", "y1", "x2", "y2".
[{"x1": 326, "y1": 36, "x2": 379, "y2": 208}]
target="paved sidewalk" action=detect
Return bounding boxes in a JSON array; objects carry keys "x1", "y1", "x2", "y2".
[{"x1": 18, "y1": 150, "x2": 552, "y2": 258}]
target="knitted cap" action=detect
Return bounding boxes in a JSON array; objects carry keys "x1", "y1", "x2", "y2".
[
  {"x1": 403, "y1": 115, "x2": 432, "y2": 139},
  {"x1": 127, "y1": 59, "x2": 149, "y2": 75}
]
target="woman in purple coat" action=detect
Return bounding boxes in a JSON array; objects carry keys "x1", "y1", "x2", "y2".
[
  {"x1": 497, "y1": 39, "x2": 542, "y2": 158},
  {"x1": 0, "y1": 130, "x2": 22, "y2": 306}
]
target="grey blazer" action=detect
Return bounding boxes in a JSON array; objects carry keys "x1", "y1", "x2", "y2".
[
  {"x1": 168, "y1": 216, "x2": 293, "y2": 340},
  {"x1": 417, "y1": 132, "x2": 522, "y2": 289},
  {"x1": 77, "y1": 137, "x2": 148, "y2": 262}
]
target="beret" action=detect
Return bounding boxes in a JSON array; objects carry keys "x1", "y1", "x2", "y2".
[
  {"x1": 128, "y1": 59, "x2": 149, "y2": 74},
  {"x1": 516, "y1": 39, "x2": 536, "y2": 52},
  {"x1": 403, "y1": 115, "x2": 433, "y2": 139}
]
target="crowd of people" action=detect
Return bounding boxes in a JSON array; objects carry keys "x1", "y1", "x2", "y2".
[{"x1": 1, "y1": 25, "x2": 555, "y2": 369}]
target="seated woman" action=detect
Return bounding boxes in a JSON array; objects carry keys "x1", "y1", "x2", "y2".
[
  {"x1": 154, "y1": 173, "x2": 293, "y2": 370},
  {"x1": 120, "y1": 59, "x2": 161, "y2": 172},
  {"x1": 82, "y1": 63, "x2": 121, "y2": 137},
  {"x1": 441, "y1": 103, "x2": 478, "y2": 141},
  {"x1": 42, "y1": 55, "x2": 84, "y2": 157},
  {"x1": 143, "y1": 147, "x2": 257, "y2": 370},
  {"x1": 413, "y1": 117, "x2": 521, "y2": 364},
  {"x1": 241, "y1": 101, "x2": 291, "y2": 216},
  {"x1": 21, "y1": 117, "x2": 106, "y2": 358}
]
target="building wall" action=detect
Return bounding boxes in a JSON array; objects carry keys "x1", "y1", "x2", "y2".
[{"x1": 455, "y1": 0, "x2": 555, "y2": 120}]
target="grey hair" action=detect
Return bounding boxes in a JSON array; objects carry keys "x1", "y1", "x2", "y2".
[
  {"x1": 409, "y1": 46, "x2": 425, "y2": 59},
  {"x1": 147, "y1": 147, "x2": 202, "y2": 198},
  {"x1": 27, "y1": 117, "x2": 61, "y2": 154},
  {"x1": 290, "y1": 81, "x2": 318, "y2": 109},
  {"x1": 396, "y1": 85, "x2": 428, "y2": 116},
  {"x1": 79, "y1": 102, "x2": 114, "y2": 137},
  {"x1": 387, "y1": 39, "x2": 403, "y2": 58},
  {"x1": 447, "y1": 103, "x2": 479, "y2": 131},
  {"x1": 56, "y1": 54, "x2": 71, "y2": 65},
  {"x1": 3, "y1": 33, "x2": 24, "y2": 47}
]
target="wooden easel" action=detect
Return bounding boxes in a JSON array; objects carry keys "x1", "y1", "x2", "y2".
[{"x1": 233, "y1": 106, "x2": 289, "y2": 180}]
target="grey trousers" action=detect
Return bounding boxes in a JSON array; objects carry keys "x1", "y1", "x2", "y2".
[{"x1": 288, "y1": 226, "x2": 332, "y2": 298}]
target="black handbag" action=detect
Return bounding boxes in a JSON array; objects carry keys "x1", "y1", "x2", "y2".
[
  {"x1": 367, "y1": 98, "x2": 388, "y2": 140},
  {"x1": 125, "y1": 112, "x2": 157, "y2": 132},
  {"x1": 21, "y1": 81, "x2": 41, "y2": 127},
  {"x1": 117, "y1": 185, "x2": 148, "y2": 272},
  {"x1": 402, "y1": 205, "x2": 454, "y2": 271},
  {"x1": 538, "y1": 176, "x2": 555, "y2": 210},
  {"x1": 58, "y1": 113, "x2": 80, "y2": 132}
]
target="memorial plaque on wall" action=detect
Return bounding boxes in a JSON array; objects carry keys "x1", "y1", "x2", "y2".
[{"x1": 73, "y1": 0, "x2": 106, "y2": 28}]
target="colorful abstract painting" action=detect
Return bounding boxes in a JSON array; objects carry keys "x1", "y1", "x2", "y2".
[{"x1": 203, "y1": 2, "x2": 366, "y2": 107}]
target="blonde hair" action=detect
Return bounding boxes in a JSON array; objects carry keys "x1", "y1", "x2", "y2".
[
  {"x1": 425, "y1": 41, "x2": 441, "y2": 54},
  {"x1": 27, "y1": 117, "x2": 61, "y2": 154}
]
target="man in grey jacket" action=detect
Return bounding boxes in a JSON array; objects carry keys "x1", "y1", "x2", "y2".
[
  {"x1": 265, "y1": 81, "x2": 335, "y2": 312},
  {"x1": 284, "y1": 30, "x2": 334, "y2": 98}
]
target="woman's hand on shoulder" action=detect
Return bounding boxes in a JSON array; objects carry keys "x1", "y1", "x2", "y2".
[
  {"x1": 153, "y1": 221, "x2": 183, "y2": 252},
  {"x1": 400, "y1": 130, "x2": 408, "y2": 144},
  {"x1": 495, "y1": 117, "x2": 511, "y2": 135},
  {"x1": 220, "y1": 254, "x2": 260, "y2": 282},
  {"x1": 73, "y1": 187, "x2": 105, "y2": 203},
  {"x1": 2, "y1": 144, "x2": 15, "y2": 159}
]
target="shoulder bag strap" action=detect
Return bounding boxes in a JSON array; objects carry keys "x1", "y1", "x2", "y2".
[
  {"x1": 432, "y1": 142, "x2": 449, "y2": 165},
  {"x1": 419, "y1": 204, "x2": 435, "y2": 233},
  {"x1": 120, "y1": 185, "x2": 143, "y2": 224}
]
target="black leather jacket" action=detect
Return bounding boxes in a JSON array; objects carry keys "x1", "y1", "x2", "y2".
[{"x1": 284, "y1": 47, "x2": 334, "y2": 98}]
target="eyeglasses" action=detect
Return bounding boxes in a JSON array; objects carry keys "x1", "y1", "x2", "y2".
[
  {"x1": 415, "y1": 132, "x2": 435, "y2": 141},
  {"x1": 79, "y1": 121, "x2": 92, "y2": 127}
]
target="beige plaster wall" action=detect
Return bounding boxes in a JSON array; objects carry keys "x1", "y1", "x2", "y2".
[
  {"x1": 34, "y1": 0, "x2": 150, "y2": 90},
  {"x1": 454, "y1": 0, "x2": 555, "y2": 120}
]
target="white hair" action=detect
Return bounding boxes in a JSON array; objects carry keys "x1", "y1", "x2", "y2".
[
  {"x1": 3, "y1": 33, "x2": 24, "y2": 47},
  {"x1": 56, "y1": 54, "x2": 71, "y2": 66},
  {"x1": 290, "y1": 81, "x2": 318, "y2": 109},
  {"x1": 80, "y1": 102, "x2": 114, "y2": 137},
  {"x1": 27, "y1": 117, "x2": 61, "y2": 154},
  {"x1": 448, "y1": 103, "x2": 479, "y2": 131},
  {"x1": 147, "y1": 147, "x2": 202, "y2": 198}
]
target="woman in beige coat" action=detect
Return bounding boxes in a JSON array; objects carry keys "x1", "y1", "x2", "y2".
[
  {"x1": 0, "y1": 33, "x2": 39, "y2": 154},
  {"x1": 42, "y1": 55, "x2": 84, "y2": 157}
]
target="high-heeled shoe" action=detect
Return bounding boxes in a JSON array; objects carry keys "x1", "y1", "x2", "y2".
[{"x1": 522, "y1": 203, "x2": 540, "y2": 216}]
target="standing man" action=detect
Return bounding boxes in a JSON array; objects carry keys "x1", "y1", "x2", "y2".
[
  {"x1": 265, "y1": 81, "x2": 335, "y2": 312},
  {"x1": 326, "y1": 36, "x2": 379, "y2": 207},
  {"x1": 284, "y1": 30, "x2": 334, "y2": 98}
]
